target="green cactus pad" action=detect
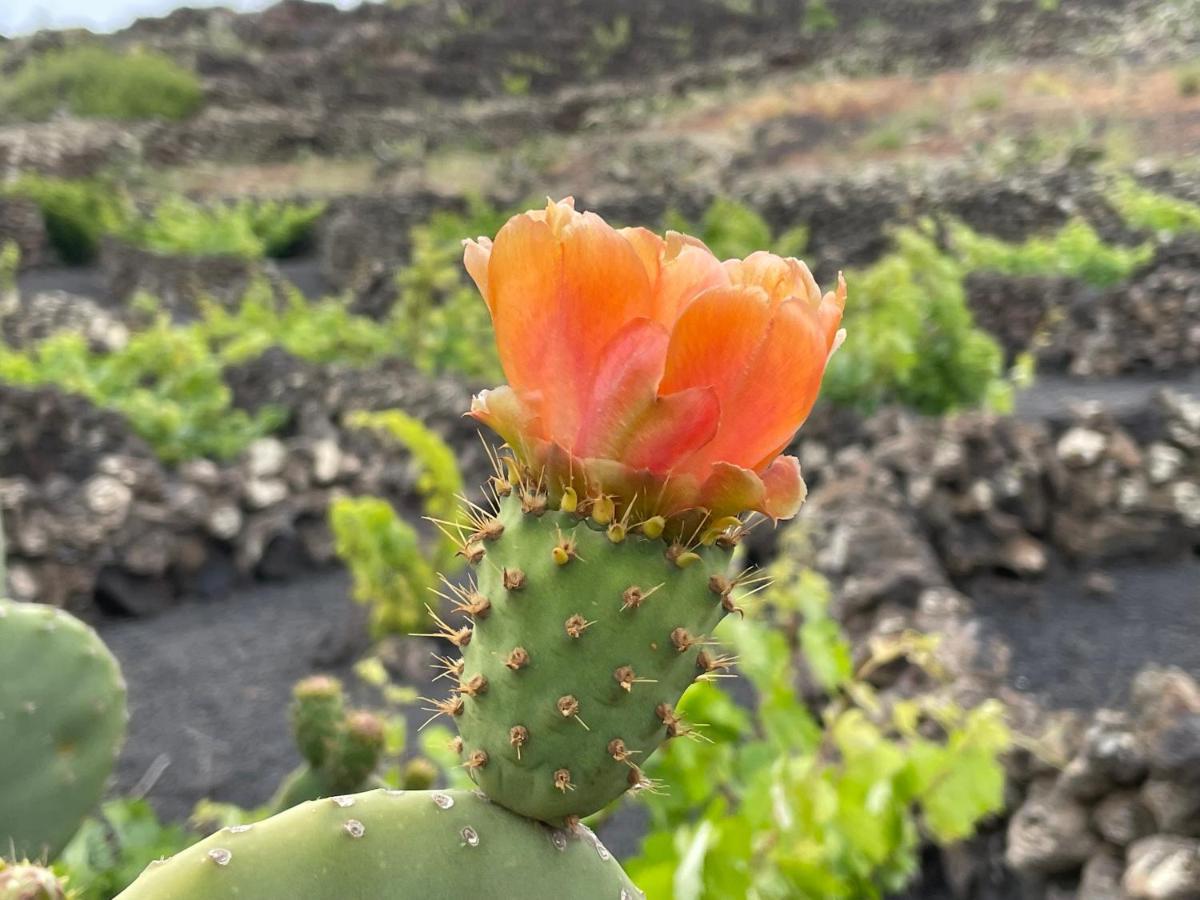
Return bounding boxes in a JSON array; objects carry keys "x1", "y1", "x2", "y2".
[
  {"x1": 447, "y1": 492, "x2": 734, "y2": 823},
  {"x1": 117, "y1": 789, "x2": 642, "y2": 900},
  {"x1": 0, "y1": 599, "x2": 127, "y2": 860}
]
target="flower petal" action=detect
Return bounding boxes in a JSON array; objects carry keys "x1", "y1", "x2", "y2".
[
  {"x1": 659, "y1": 285, "x2": 773, "y2": 401},
  {"x1": 685, "y1": 297, "x2": 833, "y2": 471},
  {"x1": 462, "y1": 237, "x2": 493, "y2": 313},
  {"x1": 760, "y1": 455, "x2": 807, "y2": 519},
  {"x1": 697, "y1": 463, "x2": 766, "y2": 521},
  {"x1": 486, "y1": 207, "x2": 653, "y2": 438}
]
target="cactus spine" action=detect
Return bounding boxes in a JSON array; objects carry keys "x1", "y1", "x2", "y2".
[
  {"x1": 117, "y1": 789, "x2": 641, "y2": 900},
  {"x1": 0, "y1": 599, "x2": 127, "y2": 860}
]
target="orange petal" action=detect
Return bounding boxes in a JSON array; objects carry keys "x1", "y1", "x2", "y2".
[
  {"x1": 486, "y1": 209, "x2": 653, "y2": 439},
  {"x1": 653, "y1": 241, "x2": 729, "y2": 328},
  {"x1": 468, "y1": 386, "x2": 543, "y2": 457},
  {"x1": 618, "y1": 227, "x2": 664, "y2": 287},
  {"x1": 724, "y1": 251, "x2": 821, "y2": 308},
  {"x1": 659, "y1": 285, "x2": 773, "y2": 400},
  {"x1": 683, "y1": 297, "x2": 831, "y2": 472},
  {"x1": 760, "y1": 455, "x2": 807, "y2": 520},
  {"x1": 463, "y1": 237, "x2": 493, "y2": 313}
]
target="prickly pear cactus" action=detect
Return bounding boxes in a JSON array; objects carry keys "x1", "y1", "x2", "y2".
[
  {"x1": 0, "y1": 860, "x2": 70, "y2": 900},
  {"x1": 117, "y1": 789, "x2": 642, "y2": 900},
  {"x1": 269, "y1": 677, "x2": 385, "y2": 812},
  {"x1": 0, "y1": 600, "x2": 128, "y2": 860},
  {"x1": 430, "y1": 488, "x2": 738, "y2": 823}
]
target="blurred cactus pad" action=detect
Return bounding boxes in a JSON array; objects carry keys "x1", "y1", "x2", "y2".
[
  {"x1": 117, "y1": 789, "x2": 641, "y2": 900},
  {"x1": 0, "y1": 599, "x2": 128, "y2": 860}
]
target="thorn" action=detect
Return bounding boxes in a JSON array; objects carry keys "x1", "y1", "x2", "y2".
[
  {"x1": 471, "y1": 517, "x2": 505, "y2": 542},
  {"x1": 608, "y1": 738, "x2": 639, "y2": 763},
  {"x1": 564, "y1": 815, "x2": 581, "y2": 831},
  {"x1": 554, "y1": 768, "x2": 574, "y2": 793},
  {"x1": 722, "y1": 594, "x2": 745, "y2": 617},
  {"x1": 509, "y1": 725, "x2": 528, "y2": 759},
  {"x1": 458, "y1": 541, "x2": 486, "y2": 565},
  {"x1": 503, "y1": 567, "x2": 526, "y2": 591},
  {"x1": 696, "y1": 650, "x2": 738, "y2": 673},
  {"x1": 505, "y1": 646, "x2": 530, "y2": 670},
  {"x1": 556, "y1": 695, "x2": 590, "y2": 730},
  {"x1": 417, "y1": 694, "x2": 464, "y2": 730},
  {"x1": 564, "y1": 614, "x2": 594, "y2": 639},
  {"x1": 670, "y1": 627, "x2": 698, "y2": 652},
  {"x1": 431, "y1": 654, "x2": 464, "y2": 682},
  {"x1": 413, "y1": 606, "x2": 473, "y2": 647},
  {"x1": 620, "y1": 582, "x2": 662, "y2": 611},
  {"x1": 520, "y1": 488, "x2": 547, "y2": 516},
  {"x1": 708, "y1": 574, "x2": 733, "y2": 597},
  {"x1": 458, "y1": 674, "x2": 488, "y2": 697},
  {"x1": 656, "y1": 702, "x2": 688, "y2": 738},
  {"x1": 450, "y1": 735, "x2": 464, "y2": 754},
  {"x1": 464, "y1": 749, "x2": 489, "y2": 770},
  {"x1": 612, "y1": 665, "x2": 656, "y2": 692},
  {"x1": 700, "y1": 515, "x2": 743, "y2": 545}
]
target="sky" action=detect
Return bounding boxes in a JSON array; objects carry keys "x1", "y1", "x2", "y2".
[{"x1": 0, "y1": 0, "x2": 361, "y2": 38}]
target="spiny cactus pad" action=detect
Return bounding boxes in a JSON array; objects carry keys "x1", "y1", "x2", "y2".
[
  {"x1": 117, "y1": 789, "x2": 642, "y2": 900},
  {"x1": 0, "y1": 599, "x2": 127, "y2": 860},
  {"x1": 441, "y1": 491, "x2": 735, "y2": 823}
]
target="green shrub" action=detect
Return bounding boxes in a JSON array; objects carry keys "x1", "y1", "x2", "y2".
[
  {"x1": 57, "y1": 799, "x2": 195, "y2": 900},
  {"x1": 1110, "y1": 177, "x2": 1200, "y2": 237},
  {"x1": 199, "y1": 281, "x2": 396, "y2": 366},
  {"x1": 331, "y1": 410, "x2": 465, "y2": 635},
  {"x1": 947, "y1": 217, "x2": 1151, "y2": 287},
  {"x1": 824, "y1": 227, "x2": 1012, "y2": 414},
  {"x1": 0, "y1": 46, "x2": 202, "y2": 123},
  {"x1": 1179, "y1": 62, "x2": 1200, "y2": 98},
  {"x1": 666, "y1": 197, "x2": 808, "y2": 261},
  {"x1": 391, "y1": 199, "x2": 509, "y2": 381},
  {"x1": 3, "y1": 176, "x2": 133, "y2": 264},
  {"x1": 0, "y1": 317, "x2": 285, "y2": 463},
  {"x1": 626, "y1": 549, "x2": 1009, "y2": 899},
  {"x1": 127, "y1": 197, "x2": 326, "y2": 260}
]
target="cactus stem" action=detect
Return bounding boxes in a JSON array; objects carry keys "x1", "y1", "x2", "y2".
[
  {"x1": 563, "y1": 614, "x2": 594, "y2": 639},
  {"x1": 504, "y1": 646, "x2": 531, "y2": 670},
  {"x1": 502, "y1": 567, "x2": 527, "y2": 591},
  {"x1": 509, "y1": 725, "x2": 529, "y2": 759},
  {"x1": 553, "y1": 768, "x2": 575, "y2": 793}
]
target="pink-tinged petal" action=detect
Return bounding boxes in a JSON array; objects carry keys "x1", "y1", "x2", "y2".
[
  {"x1": 620, "y1": 386, "x2": 719, "y2": 474},
  {"x1": 819, "y1": 273, "x2": 847, "y2": 346},
  {"x1": 760, "y1": 455, "x2": 807, "y2": 520},
  {"x1": 462, "y1": 237, "x2": 493, "y2": 313},
  {"x1": 683, "y1": 297, "x2": 832, "y2": 472},
  {"x1": 574, "y1": 318, "x2": 669, "y2": 459},
  {"x1": 659, "y1": 285, "x2": 773, "y2": 399},
  {"x1": 697, "y1": 463, "x2": 766, "y2": 521}
]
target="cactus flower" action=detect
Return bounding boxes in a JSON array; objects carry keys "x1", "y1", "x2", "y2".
[{"x1": 464, "y1": 197, "x2": 845, "y2": 524}]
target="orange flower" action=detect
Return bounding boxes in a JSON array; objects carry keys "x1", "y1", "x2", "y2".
[{"x1": 464, "y1": 198, "x2": 845, "y2": 524}]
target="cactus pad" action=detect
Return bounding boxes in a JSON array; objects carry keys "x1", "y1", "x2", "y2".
[
  {"x1": 0, "y1": 599, "x2": 127, "y2": 860},
  {"x1": 441, "y1": 491, "x2": 735, "y2": 823},
  {"x1": 117, "y1": 789, "x2": 642, "y2": 899}
]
